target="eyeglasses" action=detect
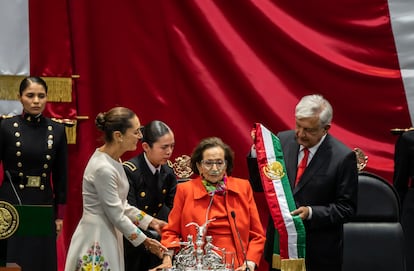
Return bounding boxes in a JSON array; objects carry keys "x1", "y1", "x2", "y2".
[{"x1": 200, "y1": 160, "x2": 227, "y2": 170}]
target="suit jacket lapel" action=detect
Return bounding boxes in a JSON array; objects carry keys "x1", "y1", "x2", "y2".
[
  {"x1": 284, "y1": 138, "x2": 300, "y2": 189},
  {"x1": 294, "y1": 135, "x2": 332, "y2": 192}
]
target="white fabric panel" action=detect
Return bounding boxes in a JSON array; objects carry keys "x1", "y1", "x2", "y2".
[
  {"x1": 0, "y1": 0, "x2": 29, "y2": 115},
  {"x1": 0, "y1": 0, "x2": 30, "y2": 75},
  {"x1": 388, "y1": 0, "x2": 414, "y2": 125},
  {"x1": 0, "y1": 101, "x2": 22, "y2": 115}
]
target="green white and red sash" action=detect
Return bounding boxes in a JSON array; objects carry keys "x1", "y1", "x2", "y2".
[{"x1": 254, "y1": 123, "x2": 306, "y2": 271}]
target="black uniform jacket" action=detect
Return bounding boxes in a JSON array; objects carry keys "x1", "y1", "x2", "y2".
[
  {"x1": 0, "y1": 114, "x2": 68, "y2": 206},
  {"x1": 123, "y1": 153, "x2": 177, "y2": 220}
]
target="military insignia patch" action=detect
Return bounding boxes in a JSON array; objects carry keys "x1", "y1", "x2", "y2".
[{"x1": 0, "y1": 200, "x2": 19, "y2": 240}]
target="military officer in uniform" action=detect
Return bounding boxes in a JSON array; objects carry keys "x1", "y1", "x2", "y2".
[
  {"x1": 123, "y1": 120, "x2": 177, "y2": 271},
  {"x1": 0, "y1": 76, "x2": 68, "y2": 271}
]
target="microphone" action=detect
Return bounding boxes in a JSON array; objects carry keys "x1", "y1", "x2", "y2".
[
  {"x1": 231, "y1": 210, "x2": 250, "y2": 271},
  {"x1": 5, "y1": 170, "x2": 22, "y2": 205}
]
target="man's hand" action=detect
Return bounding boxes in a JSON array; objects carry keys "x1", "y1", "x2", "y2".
[
  {"x1": 251, "y1": 128, "x2": 256, "y2": 142},
  {"x1": 291, "y1": 206, "x2": 310, "y2": 220}
]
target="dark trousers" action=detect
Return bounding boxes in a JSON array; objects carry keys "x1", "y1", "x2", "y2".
[{"x1": 401, "y1": 189, "x2": 414, "y2": 271}]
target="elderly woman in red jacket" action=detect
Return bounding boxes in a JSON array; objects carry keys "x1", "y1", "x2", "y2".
[{"x1": 151, "y1": 137, "x2": 265, "y2": 271}]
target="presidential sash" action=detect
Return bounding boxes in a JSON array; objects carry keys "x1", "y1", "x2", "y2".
[{"x1": 254, "y1": 123, "x2": 306, "y2": 271}]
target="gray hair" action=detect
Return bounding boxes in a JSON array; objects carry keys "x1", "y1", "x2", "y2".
[{"x1": 295, "y1": 94, "x2": 333, "y2": 127}]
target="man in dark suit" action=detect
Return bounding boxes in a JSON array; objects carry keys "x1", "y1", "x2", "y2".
[
  {"x1": 393, "y1": 129, "x2": 414, "y2": 271},
  {"x1": 247, "y1": 94, "x2": 358, "y2": 271}
]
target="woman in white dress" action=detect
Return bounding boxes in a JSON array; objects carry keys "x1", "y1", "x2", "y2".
[{"x1": 65, "y1": 107, "x2": 167, "y2": 271}]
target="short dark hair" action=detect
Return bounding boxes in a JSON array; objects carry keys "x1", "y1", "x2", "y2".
[{"x1": 190, "y1": 137, "x2": 234, "y2": 176}]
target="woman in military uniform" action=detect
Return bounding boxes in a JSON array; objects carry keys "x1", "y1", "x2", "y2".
[
  {"x1": 123, "y1": 120, "x2": 177, "y2": 271},
  {"x1": 0, "y1": 76, "x2": 68, "y2": 271}
]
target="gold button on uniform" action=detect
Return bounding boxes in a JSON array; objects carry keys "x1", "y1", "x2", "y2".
[
  {"x1": 162, "y1": 189, "x2": 167, "y2": 194},
  {"x1": 158, "y1": 203, "x2": 162, "y2": 208},
  {"x1": 140, "y1": 192, "x2": 146, "y2": 197}
]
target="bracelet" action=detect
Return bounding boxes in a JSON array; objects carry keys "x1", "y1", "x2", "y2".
[{"x1": 163, "y1": 250, "x2": 174, "y2": 259}]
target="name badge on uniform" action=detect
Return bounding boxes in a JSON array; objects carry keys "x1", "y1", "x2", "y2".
[{"x1": 26, "y1": 176, "x2": 41, "y2": 187}]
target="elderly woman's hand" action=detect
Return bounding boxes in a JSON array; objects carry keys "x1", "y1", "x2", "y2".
[{"x1": 149, "y1": 217, "x2": 167, "y2": 235}]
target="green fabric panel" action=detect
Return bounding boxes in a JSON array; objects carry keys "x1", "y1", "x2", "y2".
[{"x1": 14, "y1": 205, "x2": 53, "y2": 236}]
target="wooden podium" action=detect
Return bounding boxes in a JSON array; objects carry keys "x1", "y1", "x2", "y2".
[
  {"x1": 0, "y1": 204, "x2": 53, "y2": 270},
  {"x1": 0, "y1": 263, "x2": 20, "y2": 271}
]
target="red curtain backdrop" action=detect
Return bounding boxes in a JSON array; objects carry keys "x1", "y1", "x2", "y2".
[
  {"x1": 29, "y1": 0, "x2": 76, "y2": 119},
  {"x1": 27, "y1": 0, "x2": 413, "y2": 270}
]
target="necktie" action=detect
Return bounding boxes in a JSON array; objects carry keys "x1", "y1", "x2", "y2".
[
  {"x1": 152, "y1": 169, "x2": 160, "y2": 182},
  {"x1": 154, "y1": 169, "x2": 161, "y2": 183},
  {"x1": 295, "y1": 148, "x2": 309, "y2": 186}
]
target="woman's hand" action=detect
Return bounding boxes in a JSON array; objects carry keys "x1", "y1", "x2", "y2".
[
  {"x1": 148, "y1": 253, "x2": 173, "y2": 271},
  {"x1": 149, "y1": 217, "x2": 167, "y2": 235},
  {"x1": 235, "y1": 262, "x2": 255, "y2": 271},
  {"x1": 55, "y1": 219, "x2": 63, "y2": 236},
  {"x1": 143, "y1": 237, "x2": 168, "y2": 259}
]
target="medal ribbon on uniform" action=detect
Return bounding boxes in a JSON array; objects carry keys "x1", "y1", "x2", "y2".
[{"x1": 254, "y1": 123, "x2": 306, "y2": 271}]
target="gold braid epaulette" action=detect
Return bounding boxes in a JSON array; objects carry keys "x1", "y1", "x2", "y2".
[
  {"x1": 0, "y1": 115, "x2": 13, "y2": 120},
  {"x1": 51, "y1": 118, "x2": 76, "y2": 127},
  {"x1": 390, "y1": 127, "x2": 414, "y2": 135},
  {"x1": 123, "y1": 161, "x2": 137, "y2": 172}
]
